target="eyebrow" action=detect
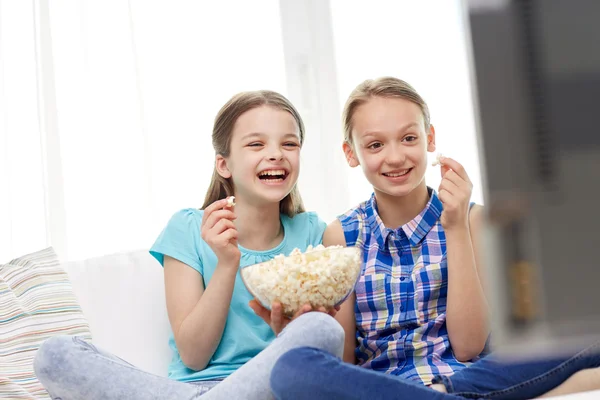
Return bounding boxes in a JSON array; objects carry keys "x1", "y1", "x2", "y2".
[
  {"x1": 240, "y1": 132, "x2": 300, "y2": 141},
  {"x1": 362, "y1": 122, "x2": 420, "y2": 138}
]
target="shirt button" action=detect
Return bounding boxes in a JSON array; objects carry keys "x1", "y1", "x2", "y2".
[{"x1": 400, "y1": 277, "x2": 406, "y2": 281}]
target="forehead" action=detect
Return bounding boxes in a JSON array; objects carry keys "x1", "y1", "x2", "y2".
[
  {"x1": 231, "y1": 105, "x2": 300, "y2": 141},
  {"x1": 352, "y1": 97, "x2": 425, "y2": 136}
]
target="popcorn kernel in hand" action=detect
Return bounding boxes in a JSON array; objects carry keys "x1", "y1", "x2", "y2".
[
  {"x1": 432, "y1": 153, "x2": 444, "y2": 167},
  {"x1": 226, "y1": 196, "x2": 236, "y2": 207}
]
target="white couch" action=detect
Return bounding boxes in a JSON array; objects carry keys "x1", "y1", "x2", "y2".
[{"x1": 62, "y1": 250, "x2": 599, "y2": 399}]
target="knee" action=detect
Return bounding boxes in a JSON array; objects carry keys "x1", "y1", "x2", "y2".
[
  {"x1": 271, "y1": 347, "x2": 325, "y2": 398},
  {"x1": 274, "y1": 347, "x2": 317, "y2": 373},
  {"x1": 283, "y1": 312, "x2": 345, "y2": 357},
  {"x1": 34, "y1": 335, "x2": 82, "y2": 383}
]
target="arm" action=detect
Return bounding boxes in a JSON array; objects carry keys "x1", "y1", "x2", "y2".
[
  {"x1": 336, "y1": 293, "x2": 357, "y2": 364},
  {"x1": 163, "y1": 198, "x2": 240, "y2": 371},
  {"x1": 444, "y1": 204, "x2": 490, "y2": 361},
  {"x1": 323, "y1": 220, "x2": 357, "y2": 364},
  {"x1": 164, "y1": 256, "x2": 238, "y2": 371}
]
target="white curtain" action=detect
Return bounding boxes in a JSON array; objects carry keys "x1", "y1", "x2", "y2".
[
  {"x1": 0, "y1": 1, "x2": 48, "y2": 260},
  {"x1": 330, "y1": 0, "x2": 484, "y2": 207},
  {"x1": 0, "y1": 0, "x2": 483, "y2": 262}
]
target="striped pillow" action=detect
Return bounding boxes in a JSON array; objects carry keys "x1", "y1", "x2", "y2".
[{"x1": 0, "y1": 247, "x2": 92, "y2": 399}]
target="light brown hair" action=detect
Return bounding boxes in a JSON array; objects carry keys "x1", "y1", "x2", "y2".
[
  {"x1": 201, "y1": 90, "x2": 306, "y2": 217},
  {"x1": 342, "y1": 76, "x2": 431, "y2": 144}
]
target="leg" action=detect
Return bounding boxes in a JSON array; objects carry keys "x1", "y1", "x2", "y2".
[
  {"x1": 270, "y1": 346, "x2": 462, "y2": 400},
  {"x1": 538, "y1": 367, "x2": 600, "y2": 398},
  {"x1": 34, "y1": 335, "x2": 207, "y2": 400},
  {"x1": 435, "y1": 341, "x2": 600, "y2": 399},
  {"x1": 201, "y1": 312, "x2": 345, "y2": 400}
]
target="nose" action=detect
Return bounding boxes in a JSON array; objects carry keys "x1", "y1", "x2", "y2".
[
  {"x1": 384, "y1": 144, "x2": 406, "y2": 166},
  {"x1": 267, "y1": 145, "x2": 284, "y2": 161}
]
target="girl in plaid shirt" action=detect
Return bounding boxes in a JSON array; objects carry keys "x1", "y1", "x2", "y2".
[{"x1": 270, "y1": 77, "x2": 600, "y2": 399}]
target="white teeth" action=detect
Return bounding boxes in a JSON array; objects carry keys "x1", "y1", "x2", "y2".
[
  {"x1": 385, "y1": 170, "x2": 409, "y2": 177},
  {"x1": 258, "y1": 169, "x2": 286, "y2": 177}
]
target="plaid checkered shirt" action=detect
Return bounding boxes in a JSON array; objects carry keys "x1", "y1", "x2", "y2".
[{"x1": 339, "y1": 188, "x2": 480, "y2": 385}]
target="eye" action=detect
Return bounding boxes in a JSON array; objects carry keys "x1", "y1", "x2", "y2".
[
  {"x1": 283, "y1": 142, "x2": 300, "y2": 148},
  {"x1": 247, "y1": 142, "x2": 264, "y2": 147},
  {"x1": 403, "y1": 135, "x2": 418, "y2": 143},
  {"x1": 367, "y1": 142, "x2": 383, "y2": 150}
]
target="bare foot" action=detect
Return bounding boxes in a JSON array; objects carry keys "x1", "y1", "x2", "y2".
[{"x1": 538, "y1": 367, "x2": 600, "y2": 398}]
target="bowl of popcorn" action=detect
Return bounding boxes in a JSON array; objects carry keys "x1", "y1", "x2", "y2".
[{"x1": 241, "y1": 245, "x2": 362, "y2": 317}]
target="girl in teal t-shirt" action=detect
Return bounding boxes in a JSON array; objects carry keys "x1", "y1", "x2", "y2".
[{"x1": 33, "y1": 90, "x2": 345, "y2": 400}]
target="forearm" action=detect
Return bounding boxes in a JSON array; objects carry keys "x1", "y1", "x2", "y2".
[
  {"x1": 445, "y1": 226, "x2": 489, "y2": 361},
  {"x1": 177, "y1": 263, "x2": 237, "y2": 370},
  {"x1": 336, "y1": 294, "x2": 358, "y2": 364}
]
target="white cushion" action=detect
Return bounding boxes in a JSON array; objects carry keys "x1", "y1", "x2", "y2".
[{"x1": 63, "y1": 249, "x2": 172, "y2": 377}]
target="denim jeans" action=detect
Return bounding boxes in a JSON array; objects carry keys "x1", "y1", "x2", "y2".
[
  {"x1": 34, "y1": 312, "x2": 344, "y2": 400},
  {"x1": 270, "y1": 341, "x2": 600, "y2": 400}
]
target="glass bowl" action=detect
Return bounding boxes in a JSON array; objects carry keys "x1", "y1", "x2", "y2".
[{"x1": 241, "y1": 245, "x2": 362, "y2": 317}]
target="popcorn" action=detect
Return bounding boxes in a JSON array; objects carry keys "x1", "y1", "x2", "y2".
[
  {"x1": 226, "y1": 196, "x2": 236, "y2": 207},
  {"x1": 241, "y1": 245, "x2": 362, "y2": 316},
  {"x1": 432, "y1": 153, "x2": 444, "y2": 166}
]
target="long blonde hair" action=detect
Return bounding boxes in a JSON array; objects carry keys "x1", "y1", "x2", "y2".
[
  {"x1": 201, "y1": 90, "x2": 306, "y2": 217},
  {"x1": 342, "y1": 76, "x2": 431, "y2": 144}
]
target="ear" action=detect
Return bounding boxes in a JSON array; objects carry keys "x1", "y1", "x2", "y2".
[
  {"x1": 427, "y1": 124, "x2": 436, "y2": 153},
  {"x1": 215, "y1": 154, "x2": 232, "y2": 179},
  {"x1": 343, "y1": 142, "x2": 359, "y2": 168}
]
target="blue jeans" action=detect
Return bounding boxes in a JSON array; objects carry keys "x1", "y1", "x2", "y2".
[
  {"x1": 34, "y1": 312, "x2": 345, "y2": 400},
  {"x1": 270, "y1": 341, "x2": 600, "y2": 400}
]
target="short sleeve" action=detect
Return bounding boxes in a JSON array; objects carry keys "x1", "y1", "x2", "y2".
[
  {"x1": 306, "y1": 212, "x2": 327, "y2": 247},
  {"x1": 149, "y1": 208, "x2": 204, "y2": 275},
  {"x1": 337, "y1": 211, "x2": 360, "y2": 247}
]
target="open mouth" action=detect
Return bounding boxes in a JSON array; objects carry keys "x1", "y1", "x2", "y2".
[
  {"x1": 257, "y1": 169, "x2": 289, "y2": 183},
  {"x1": 382, "y1": 168, "x2": 412, "y2": 178}
]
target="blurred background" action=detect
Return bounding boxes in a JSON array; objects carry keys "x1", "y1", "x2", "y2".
[{"x1": 0, "y1": 0, "x2": 482, "y2": 262}]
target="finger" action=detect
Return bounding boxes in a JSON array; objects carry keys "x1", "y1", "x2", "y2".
[
  {"x1": 327, "y1": 308, "x2": 338, "y2": 318},
  {"x1": 271, "y1": 302, "x2": 284, "y2": 333},
  {"x1": 439, "y1": 177, "x2": 460, "y2": 196},
  {"x1": 292, "y1": 304, "x2": 312, "y2": 320},
  {"x1": 249, "y1": 300, "x2": 271, "y2": 324},
  {"x1": 209, "y1": 219, "x2": 236, "y2": 236},
  {"x1": 442, "y1": 170, "x2": 471, "y2": 189},
  {"x1": 440, "y1": 164, "x2": 451, "y2": 179},
  {"x1": 438, "y1": 190, "x2": 460, "y2": 210},
  {"x1": 218, "y1": 228, "x2": 238, "y2": 246},
  {"x1": 438, "y1": 189, "x2": 451, "y2": 204},
  {"x1": 439, "y1": 157, "x2": 470, "y2": 182},
  {"x1": 202, "y1": 198, "x2": 231, "y2": 225},
  {"x1": 201, "y1": 209, "x2": 237, "y2": 230}
]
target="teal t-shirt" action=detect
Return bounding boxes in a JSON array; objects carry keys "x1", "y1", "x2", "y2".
[{"x1": 149, "y1": 208, "x2": 326, "y2": 382}]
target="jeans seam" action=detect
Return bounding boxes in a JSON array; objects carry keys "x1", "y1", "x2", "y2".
[{"x1": 453, "y1": 341, "x2": 600, "y2": 399}]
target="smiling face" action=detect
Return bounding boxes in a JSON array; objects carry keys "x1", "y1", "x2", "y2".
[
  {"x1": 344, "y1": 96, "x2": 436, "y2": 199},
  {"x1": 216, "y1": 105, "x2": 301, "y2": 207}
]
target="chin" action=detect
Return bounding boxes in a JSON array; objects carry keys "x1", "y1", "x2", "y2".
[
  {"x1": 258, "y1": 188, "x2": 294, "y2": 204},
  {"x1": 372, "y1": 180, "x2": 419, "y2": 199}
]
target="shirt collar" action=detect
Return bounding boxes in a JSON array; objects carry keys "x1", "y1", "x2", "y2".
[{"x1": 365, "y1": 187, "x2": 442, "y2": 248}]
